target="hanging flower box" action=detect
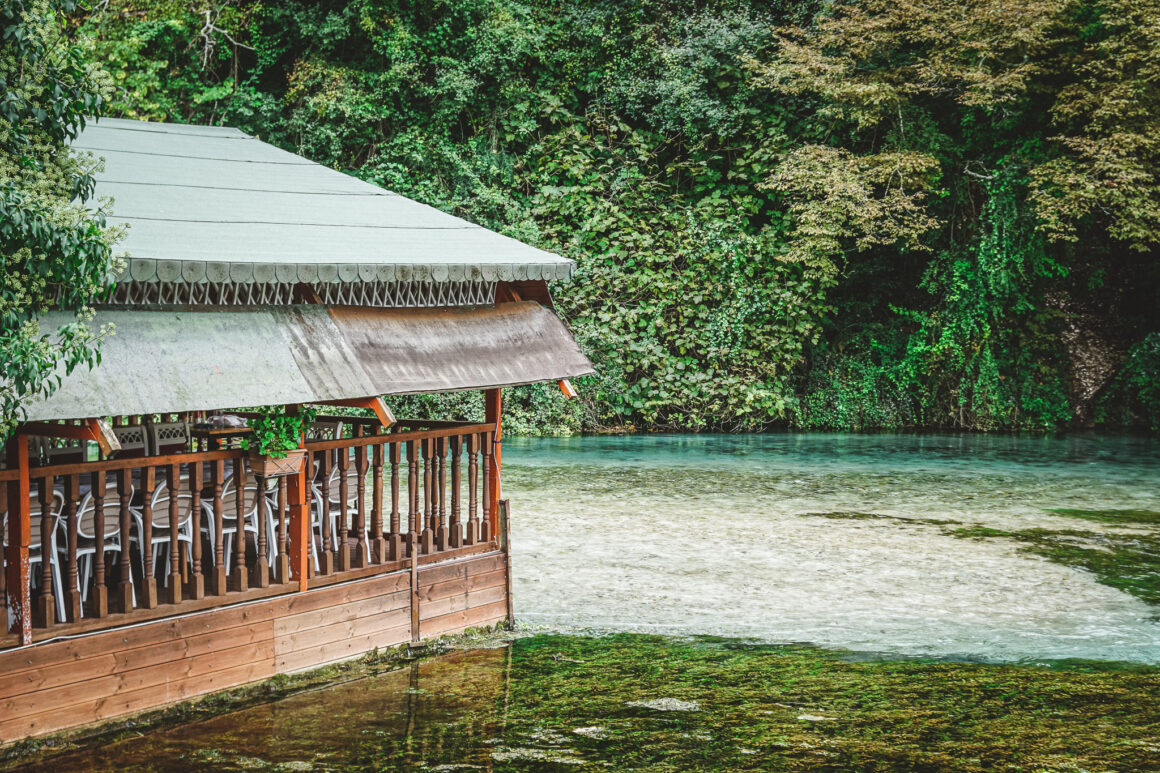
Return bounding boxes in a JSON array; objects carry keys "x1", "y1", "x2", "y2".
[{"x1": 248, "y1": 447, "x2": 307, "y2": 478}]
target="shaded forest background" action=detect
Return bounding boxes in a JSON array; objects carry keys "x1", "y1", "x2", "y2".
[{"x1": 75, "y1": 0, "x2": 1160, "y2": 433}]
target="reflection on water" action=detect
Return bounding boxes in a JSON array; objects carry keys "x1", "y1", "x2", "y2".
[
  {"x1": 503, "y1": 433, "x2": 1160, "y2": 662},
  {"x1": 25, "y1": 649, "x2": 509, "y2": 772}
]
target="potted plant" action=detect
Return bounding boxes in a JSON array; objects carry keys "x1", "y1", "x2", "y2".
[{"x1": 241, "y1": 406, "x2": 318, "y2": 477}]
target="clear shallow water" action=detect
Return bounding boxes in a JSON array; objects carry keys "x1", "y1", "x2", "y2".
[{"x1": 503, "y1": 433, "x2": 1160, "y2": 663}]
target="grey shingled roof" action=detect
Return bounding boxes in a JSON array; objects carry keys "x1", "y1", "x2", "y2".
[{"x1": 76, "y1": 118, "x2": 573, "y2": 284}]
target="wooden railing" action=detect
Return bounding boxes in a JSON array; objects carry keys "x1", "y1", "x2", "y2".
[{"x1": 1, "y1": 421, "x2": 498, "y2": 647}]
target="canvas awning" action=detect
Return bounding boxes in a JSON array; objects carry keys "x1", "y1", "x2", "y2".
[{"x1": 24, "y1": 302, "x2": 594, "y2": 421}]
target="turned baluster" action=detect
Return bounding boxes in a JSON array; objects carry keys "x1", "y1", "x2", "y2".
[
  {"x1": 88, "y1": 471, "x2": 108, "y2": 617},
  {"x1": 420, "y1": 439, "x2": 434, "y2": 554},
  {"x1": 354, "y1": 444, "x2": 369, "y2": 568},
  {"x1": 407, "y1": 440, "x2": 419, "y2": 558},
  {"x1": 337, "y1": 445, "x2": 351, "y2": 571},
  {"x1": 449, "y1": 435, "x2": 462, "y2": 548},
  {"x1": 318, "y1": 450, "x2": 334, "y2": 575},
  {"x1": 252, "y1": 473, "x2": 270, "y2": 588},
  {"x1": 116, "y1": 469, "x2": 133, "y2": 612},
  {"x1": 389, "y1": 443, "x2": 403, "y2": 560},
  {"x1": 36, "y1": 475, "x2": 55, "y2": 627},
  {"x1": 480, "y1": 431, "x2": 493, "y2": 543},
  {"x1": 229, "y1": 461, "x2": 249, "y2": 592},
  {"x1": 276, "y1": 475, "x2": 291, "y2": 583},
  {"x1": 166, "y1": 464, "x2": 182, "y2": 604},
  {"x1": 435, "y1": 437, "x2": 449, "y2": 550},
  {"x1": 370, "y1": 442, "x2": 386, "y2": 563},
  {"x1": 465, "y1": 434, "x2": 479, "y2": 546},
  {"x1": 187, "y1": 461, "x2": 204, "y2": 599},
  {"x1": 210, "y1": 460, "x2": 227, "y2": 595},
  {"x1": 139, "y1": 467, "x2": 158, "y2": 608},
  {"x1": 62, "y1": 474, "x2": 81, "y2": 622}
]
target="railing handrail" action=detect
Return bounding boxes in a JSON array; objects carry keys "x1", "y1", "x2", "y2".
[{"x1": 304, "y1": 422, "x2": 495, "y2": 452}]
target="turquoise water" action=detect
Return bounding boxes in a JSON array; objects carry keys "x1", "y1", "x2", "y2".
[{"x1": 502, "y1": 433, "x2": 1160, "y2": 663}]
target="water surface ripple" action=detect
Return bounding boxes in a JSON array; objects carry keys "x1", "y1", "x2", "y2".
[{"x1": 504, "y1": 433, "x2": 1160, "y2": 663}]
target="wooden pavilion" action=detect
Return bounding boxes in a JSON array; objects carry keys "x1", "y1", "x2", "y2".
[{"x1": 0, "y1": 118, "x2": 592, "y2": 742}]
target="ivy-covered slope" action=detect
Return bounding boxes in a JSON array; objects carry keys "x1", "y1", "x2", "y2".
[{"x1": 79, "y1": 0, "x2": 1160, "y2": 433}]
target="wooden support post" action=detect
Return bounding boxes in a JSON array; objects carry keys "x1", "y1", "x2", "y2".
[
  {"x1": 484, "y1": 388, "x2": 502, "y2": 542},
  {"x1": 5, "y1": 435, "x2": 32, "y2": 645},
  {"x1": 435, "y1": 437, "x2": 448, "y2": 551},
  {"x1": 499, "y1": 499, "x2": 514, "y2": 629},
  {"x1": 287, "y1": 447, "x2": 310, "y2": 592},
  {"x1": 275, "y1": 476, "x2": 292, "y2": 584},
  {"x1": 420, "y1": 439, "x2": 435, "y2": 555}
]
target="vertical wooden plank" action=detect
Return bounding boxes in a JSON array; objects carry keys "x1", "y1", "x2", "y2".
[
  {"x1": 449, "y1": 435, "x2": 462, "y2": 549},
  {"x1": 88, "y1": 470, "x2": 108, "y2": 617},
  {"x1": 166, "y1": 463, "x2": 182, "y2": 605},
  {"x1": 6, "y1": 436, "x2": 32, "y2": 643},
  {"x1": 499, "y1": 499, "x2": 514, "y2": 628},
  {"x1": 210, "y1": 459, "x2": 227, "y2": 596},
  {"x1": 139, "y1": 466, "x2": 158, "y2": 608},
  {"x1": 63, "y1": 474, "x2": 81, "y2": 622},
  {"x1": 251, "y1": 473, "x2": 270, "y2": 588},
  {"x1": 116, "y1": 468, "x2": 133, "y2": 612},
  {"x1": 187, "y1": 462, "x2": 204, "y2": 600},
  {"x1": 485, "y1": 388, "x2": 502, "y2": 542},
  {"x1": 34, "y1": 474, "x2": 54, "y2": 628},
  {"x1": 229, "y1": 461, "x2": 249, "y2": 592}
]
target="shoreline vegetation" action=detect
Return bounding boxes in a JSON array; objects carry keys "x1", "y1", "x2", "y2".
[
  {"x1": 63, "y1": 0, "x2": 1160, "y2": 437},
  {"x1": 7, "y1": 631, "x2": 1159, "y2": 771}
]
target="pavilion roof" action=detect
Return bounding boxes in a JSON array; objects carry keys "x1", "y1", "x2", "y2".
[
  {"x1": 25, "y1": 302, "x2": 593, "y2": 421},
  {"x1": 77, "y1": 118, "x2": 573, "y2": 286}
]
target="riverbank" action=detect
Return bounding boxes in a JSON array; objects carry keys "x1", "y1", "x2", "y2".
[{"x1": 9, "y1": 632, "x2": 1160, "y2": 771}]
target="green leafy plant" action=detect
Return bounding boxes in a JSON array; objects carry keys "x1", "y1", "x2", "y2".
[{"x1": 240, "y1": 406, "x2": 317, "y2": 458}]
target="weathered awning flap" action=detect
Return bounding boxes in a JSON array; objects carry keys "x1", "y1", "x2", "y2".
[{"x1": 25, "y1": 302, "x2": 594, "y2": 421}]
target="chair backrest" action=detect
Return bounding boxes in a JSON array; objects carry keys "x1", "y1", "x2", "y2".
[
  {"x1": 33, "y1": 436, "x2": 86, "y2": 465},
  {"x1": 306, "y1": 421, "x2": 343, "y2": 441},
  {"x1": 148, "y1": 420, "x2": 189, "y2": 457},
  {"x1": 111, "y1": 424, "x2": 149, "y2": 459},
  {"x1": 76, "y1": 477, "x2": 129, "y2": 539}
]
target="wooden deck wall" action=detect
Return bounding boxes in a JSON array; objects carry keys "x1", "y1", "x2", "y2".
[{"x1": 0, "y1": 550, "x2": 507, "y2": 743}]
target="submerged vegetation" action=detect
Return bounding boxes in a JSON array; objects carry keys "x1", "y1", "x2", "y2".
[
  {"x1": 12, "y1": 633, "x2": 1160, "y2": 771},
  {"x1": 63, "y1": 0, "x2": 1160, "y2": 434}
]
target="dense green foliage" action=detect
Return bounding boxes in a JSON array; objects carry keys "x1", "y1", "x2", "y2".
[
  {"x1": 0, "y1": 0, "x2": 119, "y2": 439},
  {"x1": 77, "y1": 0, "x2": 1160, "y2": 433}
]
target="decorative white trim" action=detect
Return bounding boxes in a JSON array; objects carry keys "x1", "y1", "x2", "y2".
[{"x1": 104, "y1": 280, "x2": 498, "y2": 308}]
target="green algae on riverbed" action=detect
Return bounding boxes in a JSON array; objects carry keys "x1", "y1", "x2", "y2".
[{"x1": 13, "y1": 633, "x2": 1160, "y2": 772}]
